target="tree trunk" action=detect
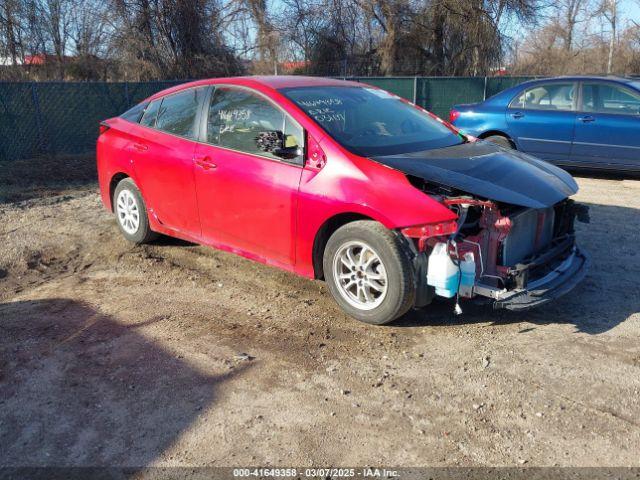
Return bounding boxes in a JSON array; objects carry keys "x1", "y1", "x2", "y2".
[
  {"x1": 431, "y1": 2, "x2": 445, "y2": 75},
  {"x1": 606, "y1": 0, "x2": 616, "y2": 74},
  {"x1": 379, "y1": 2, "x2": 397, "y2": 75}
]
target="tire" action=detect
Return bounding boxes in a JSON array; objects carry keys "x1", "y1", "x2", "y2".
[
  {"x1": 484, "y1": 134, "x2": 515, "y2": 149},
  {"x1": 323, "y1": 220, "x2": 415, "y2": 325},
  {"x1": 113, "y1": 178, "x2": 158, "y2": 244}
]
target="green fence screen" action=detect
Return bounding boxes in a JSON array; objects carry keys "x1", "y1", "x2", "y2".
[
  {"x1": 0, "y1": 81, "x2": 182, "y2": 162},
  {"x1": 0, "y1": 77, "x2": 537, "y2": 162},
  {"x1": 416, "y1": 77, "x2": 485, "y2": 118},
  {"x1": 485, "y1": 76, "x2": 537, "y2": 99},
  {"x1": 350, "y1": 77, "x2": 416, "y2": 102}
]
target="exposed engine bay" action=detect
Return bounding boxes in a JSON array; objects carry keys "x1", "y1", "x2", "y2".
[{"x1": 402, "y1": 177, "x2": 591, "y2": 312}]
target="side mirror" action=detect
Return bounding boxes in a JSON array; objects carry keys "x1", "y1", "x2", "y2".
[{"x1": 255, "y1": 131, "x2": 301, "y2": 160}]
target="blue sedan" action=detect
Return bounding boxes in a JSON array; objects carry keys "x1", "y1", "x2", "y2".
[{"x1": 450, "y1": 76, "x2": 640, "y2": 172}]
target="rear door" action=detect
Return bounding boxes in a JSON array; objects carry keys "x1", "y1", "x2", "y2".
[
  {"x1": 128, "y1": 87, "x2": 207, "y2": 238},
  {"x1": 193, "y1": 85, "x2": 305, "y2": 267},
  {"x1": 506, "y1": 81, "x2": 577, "y2": 163},
  {"x1": 571, "y1": 81, "x2": 640, "y2": 169}
]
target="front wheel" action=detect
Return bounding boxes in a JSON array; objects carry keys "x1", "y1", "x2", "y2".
[{"x1": 323, "y1": 221, "x2": 415, "y2": 325}]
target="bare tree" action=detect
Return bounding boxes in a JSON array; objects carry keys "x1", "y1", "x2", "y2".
[
  {"x1": 243, "y1": 0, "x2": 278, "y2": 73},
  {"x1": 106, "y1": 0, "x2": 243, "y2": 80},
  {"x1": 554, "y1": 0, "x2": 588, "y2": 52},
  {"x1": 38, "y1": 0, "x2": 74, "y2": 78},
  {"x1": 599, "y1": 0, "x2": 618, "y2": 74},
  {"x1": 511, "y1": 0, "x2": 640, "y2": 75},
  {"x1": 1, "y1": 0, "x2": 636, "y2": 80},
  {"x1": 0, "y1": 0, "x2": 24, "y2": 66}
]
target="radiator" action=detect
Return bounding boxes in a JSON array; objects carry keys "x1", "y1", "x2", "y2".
[{"x1": 501, "y1": 207, "x2": 555, "y2": 266}]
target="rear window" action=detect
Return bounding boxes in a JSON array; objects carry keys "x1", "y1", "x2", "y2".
[
  {"x1": 155, "y1": 88, "x2": 205, "y2": 139},
  {"x1": 140, "y1": 100, "x2": 161, "y2": 128},
  {"x1": 120, "y1": 102, "x2": 147, "y2": 123},
  {"x1": 510, "y1": 83, "x2": 575, "y2": 111}
]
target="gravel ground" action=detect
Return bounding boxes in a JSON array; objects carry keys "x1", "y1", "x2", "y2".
[{"x1": 0, "y1": 170, "x2": 639, "y2": 467}]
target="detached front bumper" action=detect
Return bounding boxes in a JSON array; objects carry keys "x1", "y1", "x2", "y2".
[{"x1": 474, "y1": 245, "x2": 590, "y2": 311}]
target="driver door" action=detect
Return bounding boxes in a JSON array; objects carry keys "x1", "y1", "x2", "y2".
[
  {"x1": 193, "y1": 86, "x2": 305, "y2": 267},
  {"x1": 571, "y1": 81, "x2": 640, "y2": 168}
]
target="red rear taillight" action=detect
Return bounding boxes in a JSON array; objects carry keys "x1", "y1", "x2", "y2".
[
  {"x1": 99, "y1": 121, "x2": 110, "y2": 135},
  {"x1": 449, "y1": 109, "x2": 461, "y2": 124}
]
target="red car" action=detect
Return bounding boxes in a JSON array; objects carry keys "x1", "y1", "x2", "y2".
[{"x1": 97, "y1": 76, "x2": 589, "y2": 325}]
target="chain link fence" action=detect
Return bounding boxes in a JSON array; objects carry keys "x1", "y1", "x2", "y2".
[
  {"x1": 0, "y1": 77, "x2": 537, "y2": 163},
  {"x1": 349, "y1": 76, "x2": 538, "y2": 117},
  {"x1": 0, "y1": 81, "x2": 182, "y2": 163}
]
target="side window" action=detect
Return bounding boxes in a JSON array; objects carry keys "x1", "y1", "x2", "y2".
[
  {"x1": 284, "y1": 115, "x2": 304, "y2": 151},
  {"x1": 511, "y1": 83, "x2": 575, "y2": 111},
  {"x1": 155, "y1": 88, "x2": 205, "y2": 139},
  {"x1": 140, "y1": 99, "x2": 161, "y2": 128},
  {"x1": 206, "y1": 86, "x2": 303, "y2": 162},
  {"x1": 581, "y1": 83, "x2": 640, "y2": 115},
  {"x1": 121, "y1": 102, "x2": 147, "y2": 123}
]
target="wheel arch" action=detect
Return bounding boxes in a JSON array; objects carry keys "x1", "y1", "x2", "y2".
[
  {"x1": 478, "y1": 130, "x2": 516, "y2": 147},
  {"x1": 478, "y1": 129, "x2": 512, "y2": 140},
  {"x1": 108, "y1": 172, "x2": 131, "y2": 212},
  {"x1": 312, "y1": 212, "x2": 376, "y2": 280}
]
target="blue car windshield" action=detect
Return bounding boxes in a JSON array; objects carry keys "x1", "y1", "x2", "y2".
[{"x1": 281, "y1": 86, "x2": 464, "y2": 156}]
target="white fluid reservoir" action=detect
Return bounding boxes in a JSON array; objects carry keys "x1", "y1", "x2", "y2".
[{"x1": 427, "y1": 242, "x2": 460, "y2": 298}]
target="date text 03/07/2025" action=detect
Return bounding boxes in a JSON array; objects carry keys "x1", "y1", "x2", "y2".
[{"x1": 232, "y1": 467, "x2": 399, "y2": 478}]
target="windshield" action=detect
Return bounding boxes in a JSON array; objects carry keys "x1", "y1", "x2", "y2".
[{"x1": 280, "y1": 86, "x2": 464, "y2": 156}]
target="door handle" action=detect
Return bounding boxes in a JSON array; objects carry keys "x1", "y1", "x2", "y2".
[
  {"x1": 578, "y1": 115, "x2": 595, "y2": 123},
  {"x1": 132, "y1": 142, "x2": 148, "y2": 152},
  {"x1": 194, "y1": 155, "x2": 217, "y2": 170},
  {"x1": 511, "y1": 111, "x2": 525, "y2": 119}
]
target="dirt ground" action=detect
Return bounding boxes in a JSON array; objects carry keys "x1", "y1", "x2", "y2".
[{"x1": 1, "y1": 160, "x2": 639, "y2": 467}]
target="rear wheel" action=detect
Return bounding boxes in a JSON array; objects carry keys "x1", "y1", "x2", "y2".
[
  {"x1": 113, "y1": 178, "x2": 158, "y2": 244},
  {"x1": 323, "y1": 221, "x2": 415, "y2": 325},
  {"x1": 484, "y1": 134, "x2": 515, "y2": 149}
]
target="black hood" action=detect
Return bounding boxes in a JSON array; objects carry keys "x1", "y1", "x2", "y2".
[{"x1": 372, "y1": 141, "x2": 578, "y2": 209}]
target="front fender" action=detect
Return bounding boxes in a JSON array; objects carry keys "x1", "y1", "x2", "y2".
[{"x1": 294, "y1": 143, "x2": 457, "y2": 277}]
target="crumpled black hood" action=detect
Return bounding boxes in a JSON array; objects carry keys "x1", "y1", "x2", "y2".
[{"x1": 372, "y1": 141, "x2": 578, "y2": 209}]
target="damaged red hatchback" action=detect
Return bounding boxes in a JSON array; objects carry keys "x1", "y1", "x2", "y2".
[{"x1": 97, "y1": 76, "x2": 590, "y2": 324}]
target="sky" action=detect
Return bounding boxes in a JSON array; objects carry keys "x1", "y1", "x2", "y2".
[{"x1": 620, "y1": 0, "x2": 640, "y2": 25}]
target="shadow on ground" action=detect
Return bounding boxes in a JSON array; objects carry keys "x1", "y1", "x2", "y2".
[
  {"x1": 393, "y1": 201, "x2": 640, "y2": 335},
  {"x1": 0, "y1": 298, "x2": 250, "y2": 467}
]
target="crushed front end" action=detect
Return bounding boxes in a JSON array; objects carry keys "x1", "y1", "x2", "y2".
[{"x1": 401, "y1": 181, "x2": 590, "y2": 311}]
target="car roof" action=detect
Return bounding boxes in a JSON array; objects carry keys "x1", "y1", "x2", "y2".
[
  {"x1": 240, "y1": 75, "x2": 363, "y2": 89},
  {"x1": 147, "y1": 75, "x2": 363, "y2": 101},
  {"x1": 517, "y1": 75, "x2": 637, "y2": 87},
  {"x1": 482, "y1": 75, "x2": 640, "y2": 105}
]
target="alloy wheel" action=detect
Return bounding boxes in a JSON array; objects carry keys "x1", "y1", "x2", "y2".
[
  {"x1": 332, "y1": 240, "x2": 388, "y2": 310},
  {"x1": 116, "y1": 189, "x2": 140, "y2": 235}
]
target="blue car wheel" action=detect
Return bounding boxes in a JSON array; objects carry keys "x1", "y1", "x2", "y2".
[{"x1": 484, "y1": 135, "x2": 515, "y2": 149}]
